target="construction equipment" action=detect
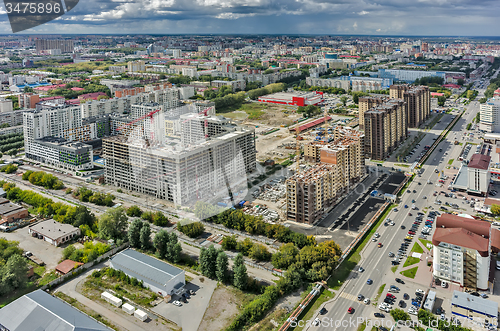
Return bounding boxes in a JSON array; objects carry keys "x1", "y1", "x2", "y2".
[
  {"x1": 296, "y1": 126, "x2": 301, "y2": 173},
  {"x1": 117, "y1": 108, "x2": 161, "y2": 132}
]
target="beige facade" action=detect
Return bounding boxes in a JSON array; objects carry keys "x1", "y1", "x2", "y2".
[
  {"x1": 358, "y1": 96, "x2": 386, "y2": 131},
  {"x1": 389, "y1": 85, "x2": 430, "y2": 128}
]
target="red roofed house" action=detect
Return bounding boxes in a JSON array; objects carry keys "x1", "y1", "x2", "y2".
[
  {"x1": 432, "y1": 214, "x2": 500, "y2": 290},
  {"x1": 77, "y1": 92, "x2": 107, "y2": 101},
  {"x1": 467, "y1": 154, "x2": 491, "y2": 195},
  {"x1": 55, "y1": 260, "x2": 83, "y2": 275},
  {"x1": 431, "y1": 92, "x2": 444, "y2": 97},
  {"x1": 494, "y1": 89, "x2": 500, "y2": 97}
]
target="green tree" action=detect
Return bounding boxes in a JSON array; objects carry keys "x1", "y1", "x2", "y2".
[
  {"x1": 140, "y1": 222, "x2": 151, "y2": 250},
  {"x1": 248, "y1": 244, "x2": 271, "y2": 261},
  {"x1": 0, "y1": 254, "x2": 29, "y2": 295},
  {"x1": 340, "y1": 95, "x2": 348, "y2": 106},
  {"x1": 491, "y1": 204, "x2": 500, "y2": 216},
  {"x1": 153, "y1": 229, "x2": 169, "y2": 259},
  {"x1": 126, "y1": 205, "x2": 143, "y2": 217},
  {"x1": 216, "y1": 251, "x2": 229, "y2": 283},
  {"x1": 233, "y1": 253, "x2": 247, "y2": 290},
  {"x1": 221, "y1": 235, "x2": 237, "y2": 250},
  {"x1": 128, "y1": 219, "x2": 143, "y2": 248},
  {"x1": 165, "y1": 232, "x2": 182, "y2": 263},
  {"x1": 98, "y1": 206, "x2": 128, "y2": 240},
  {"x1": 271, "y1": 243, "x2": 299, "y2": 270},
  {"x1": 177, "y1": 221, "x2": 205, "y2": 238},
  {"x1": 152, "y1": 211, "x2": 169, "y2": 227},
  {"x1": 199, "y1": 245, "x2": 218, "y2": 279},
  {"x1": 390, "y1": 308, "x2": 410, "y2": 321}
]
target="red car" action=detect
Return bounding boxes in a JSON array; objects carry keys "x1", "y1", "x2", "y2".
[
  {"x1": 386, "y1": 293, "x2": 396, "y2": 299},
  {"x1": 348, "y1": 307, "x2": 354, "y2": 314},
  {"x1": 408, "y1": 213, "x2": 412, "y2": 216},
  {"x1": 408, "y1": 231, "x2": 416, "y2": 235},
  {"x1": 378, "y1": 243, "x2": 383, "y2": 248}
]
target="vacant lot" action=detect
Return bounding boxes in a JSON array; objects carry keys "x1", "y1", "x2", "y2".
[
  {"x1": 219, "y1": 102, "x2": 302, "y2": 126},
  {"x1": 198, "y1": 284, "x2": 257, "y2": 331}
]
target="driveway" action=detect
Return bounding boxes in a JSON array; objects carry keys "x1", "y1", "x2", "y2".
[
  {"x1": 0, "y1": 227, "x2": 63, "y2": 270},
  {"x1": 151, "y1": 275, "x2": 217, "y2": 331}
]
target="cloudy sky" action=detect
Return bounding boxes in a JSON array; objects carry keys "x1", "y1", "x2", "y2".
[{"x1": 0, "y1": 0, "x2": 499, "y2": 35}]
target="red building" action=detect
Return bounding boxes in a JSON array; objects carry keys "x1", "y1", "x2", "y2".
[{"x1": 258, "y1": 91, "x2": 323, "y2": 107}]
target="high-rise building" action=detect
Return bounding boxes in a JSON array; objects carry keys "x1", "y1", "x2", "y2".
[
  {"x1": 479, "y1": 98, "x2": 500, "y2": 132},
  {"x1": 364, "y1": 99, "x2": 407, "y2": 160},
  {"x1": 0, "y1": 99, "x2": 13, "y2": 113},
  {"x1": 127, "y1": 60, "x2": 146, "y2": 72},
  {"x1": 35, "y1": 39, "x2": 74, "y2": 53},
  {"x1": 358, "y1": 96, "x2": 386, "y2": 131},
  {"x1": 28, "y1": 137, "x2": 93, "y2": 171},
  {"x1": 389, "y1": 85, "x2": 430, "y2": 128}
]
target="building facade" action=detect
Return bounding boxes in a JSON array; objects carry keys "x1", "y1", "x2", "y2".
[
  {"x1": 480, "y1": 98, "x2": 500, "y2": 133},
  {"x1": 27, "y1": 137, "x2": 94, "y2": 171}
]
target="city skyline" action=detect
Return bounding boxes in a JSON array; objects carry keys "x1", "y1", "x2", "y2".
[{"x1": 0, "y1": 0, "x2": 499, "y2": 35}]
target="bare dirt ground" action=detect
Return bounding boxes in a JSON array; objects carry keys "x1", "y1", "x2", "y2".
[{"x1": 197, "y1": 285, "x2": 256, "y2": 331}]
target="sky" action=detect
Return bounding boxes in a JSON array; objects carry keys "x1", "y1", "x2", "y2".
[{"x1": 0, "y1": 0, "x2": 499, "y2": 36}]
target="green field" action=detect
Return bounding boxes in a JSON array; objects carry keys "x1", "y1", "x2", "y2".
[
  {"x1": 411, "y1": 242, "x2": 424, "y2": 254},
  {"x1": 448, "y1": 159, "x2": 454, "y2": 165},
  {"x1": 403, "y1": 256, "x2": 420, "y2": 268},
  {"x1": 400, "y1": 267, "x2": 418, "y2": 279}
]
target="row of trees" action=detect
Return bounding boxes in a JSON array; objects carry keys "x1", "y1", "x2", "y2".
[
  {"x1": 213, "y1": 91, "x2": 246, "y2": 110},
  {"x1": 485, "y1": 77, "x2": 500, "y2": 99},
  {"x1": 0, "y1": 238, "x2": 29, "y2": 296},
  {"x1": 47, "y1": 83, "x2": 111, "y2": 99},
  {"x1": 0, "y1": 133, "x2": 23, "y2": 145},
  {"x1": 61, "y1": 242, "x2": 110, "y2": 264},
  {"x1": 221, "y1": 236, "x2": 271, "y2": 262},
  {"x1": 199, "y1": 245, "x2": 250, "y2": 290},
  {"x1": 297, "y1": 105, "x2": 322, "y2": 118},
  {"x1": 413, "y1": 76, "x2": 445, "y2": 86},
  {"x1": 22, "y1": 171, "x2": 64, "y2": 190},
  {"x1": 177, "y1": 221, "x2": 205, "y2": 238},
  {"x1": 126, "y1": 205, "x2": 170, "y2": 227},
  {"x1": 203, "y1": 85, "x2": 234, "y2": 100},
  {"x1": 194, "y1": 202, "x2": 316, "y2": 249},
  {"x1": 0, "y1": 141, "x2": 23, "y2": 153},
  {"x1": 0, "y1": 164, "x2": 18, "y2": 174},
  {"x1": 247, "y1": 83, "x2": 286, "y2": 100},
  {"x1": 74, "y1": 187, "x2": 115, "y2": 207}
]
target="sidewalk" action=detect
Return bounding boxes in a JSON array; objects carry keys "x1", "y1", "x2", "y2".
[{"x1": 398, "y1": 241, "x2": 433, "y2": 287}]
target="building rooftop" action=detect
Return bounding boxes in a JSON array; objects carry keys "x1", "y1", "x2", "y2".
[
  {"x1": 110, "y1": 249, "x2": 184, "y2": 290},
  {"x1": 452, "y1": 290, "x2": 498, "y2": 318},
  {"x1": 29, "y1": 220, "x2": 79, "y2": 240},
  {"x1": 0, "y1": 289, "x2": 111, "y2": 331},
  {"x1": 469, "y1": 154, "x2": 491, "y2": 170},
  {"x1": 0, "y1": 202, "x2": 24, "y2": 216}
]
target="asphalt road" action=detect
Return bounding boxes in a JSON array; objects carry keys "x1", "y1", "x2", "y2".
[{"x1": 307, "y1": 90, "x2": 483, "y2": 331}]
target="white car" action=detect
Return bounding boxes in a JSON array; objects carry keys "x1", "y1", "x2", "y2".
[
  {"x1": 374, "y1": 233, "x2": 380, "y2": 238},
  {"x1": 312, "y1": 318, "x2": 320, "y2": 326},
  {"x1": 408, "y1": 310, "x2": 418, "y2": 315},
  {"x1": 380, "y1": 302, "x2": 392, "y2": 308},
  {"x1": 378, "y1": 306, "x2": 390, "y2": 313},
  {"x1": 364, "y1": 298, "x2": 370, "y2": 304},
  {"x1": 416, "y1": 289, "x2": 425, "y2": 295},
  {"x1": 172, "y1": 300, "x2": 182, "y2": 306}
]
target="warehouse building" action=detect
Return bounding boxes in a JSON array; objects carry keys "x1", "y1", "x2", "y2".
[
  {"x1": 451, "y1": 291, "x2": 498, "y2": 328},
  {"x1": 258, "y1": 91, "x2": 323, "y2": 106},
  {"x1": 0, "y1": 289, "x2": 111, "y2": 331},
  {"x1": 0, "y1": 200, "x2": 28, "y2": 224},
  {"x1": 110, "y1": 249, "x2": 185, "y2": 297},
  {"x1": 28, "y1": 219, "x2": 81, "y2": 246}
]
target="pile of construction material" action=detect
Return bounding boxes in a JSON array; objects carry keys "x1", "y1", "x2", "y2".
[
  {"x1": 101, "y1": 291, "x2": 122, "y2": 307},
  {"x1": 255, "y1": 181, "x2": 286, "y2": 202},
  {"x1": 243, "y1": 204, "x2": 279, "y2": 221}
]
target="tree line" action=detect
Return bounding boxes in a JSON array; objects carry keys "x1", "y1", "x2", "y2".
[
  {"x1": 0, "y1": 141, "x2": 23, "y2": 153},
  {"x1": 22, "y1": 171, "x2": 64, "y2": 190},
  {"x1": 0, "y1": 134, "x2": 23, "y2": 145},
  {"x1": 61, "y1": 242, "x2": 110, "y2": 264},
  {"x1": 73, "y1": 187, "x2": 115, "y2": 207},
  {"x1": 0, "y1": 238, "x2": 29, "y2": 296},
  {"x1": 126, "y1": 205, "x2": 170, "y2": 227}
]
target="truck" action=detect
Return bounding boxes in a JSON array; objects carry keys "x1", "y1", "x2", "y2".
[{"x1": 28, "y1": 255, "x2": 45, "y2": 266}]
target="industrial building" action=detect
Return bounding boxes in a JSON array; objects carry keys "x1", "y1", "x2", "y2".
[
  {"x1": 0, "y1": 199, "x2": 28, "y2": 224},
  {"x1": 432, "y1": 214, "x2": 500, "y2": 290},
  {"x1": 110, "y1": 249, "x2": 185, "y2": 297},
  {"x1": 27, "y1": 137, "x2": 94, "y2": 171},
  {"x1": 0, "y1": 289, "x2": 111, "y2": 331},
  {"x1": 258, "y1": 91, "x2": 323, "y2": 107},
  {"x1": 451, "y1": 290, "x2": 498, "y2": 328},
  {"x1": 103, "y1": 113, "x2": 255, "y2": 205},
  {"x1": 364, "y1": 99, "x2": 407, "y2": 160},
  {"x1": 28, "y1": 219, "x2": 81, "y2": 246}
]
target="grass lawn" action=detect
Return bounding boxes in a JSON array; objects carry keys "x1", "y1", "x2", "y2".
[
  {"x1": 448, "y1": 159, "x2": 454, "y2": 165},
  {"x1": 217, "y1": 101, "x2": 281, "y2": 115},
  {"x1": 411, "y1": 242, "x2": 424, "y2": 254},
  {"x1": 419, "y1": 239, "x2": 433, "y2": 249},
  {"x1": 327, "y1": 204, "x2": 394, "y2": 290},
  {"x1": 403, "y1": 256, "x2": 420, "y2": 268},
  {"x1": 400, "y1": 267, "x2": 418, "y2": 279},
  {"x1": 391, "y1": 266, "x2": 398, "y2": 273},
  {"x1": 395, "y1": 164, "x2": 410, "y2": 168},
  {"x1": 293, "y1": 290, "x2": 335, "y2": 331},
  {"x1": 357, "y1": 322, "x2": 367, "y2": 331},
  {"x1": 373, "y1": 284, "x2": 386, "y2": 303}
]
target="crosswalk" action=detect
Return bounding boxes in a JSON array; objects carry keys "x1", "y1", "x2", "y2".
[{"x1": 339, "y1": 292, "x2": 359, "y2": 302}]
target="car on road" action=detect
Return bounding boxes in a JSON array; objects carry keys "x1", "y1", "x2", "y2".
[
  {"x1": 358, "y1": 267, "x2": 365, "y2": 272},
  {"x1": 172, "y1": 300, "x2": 182, "y2": 306},
  {"x1": 364, "y1": 298, "x2": 370, "y2": 304},
  {"x1": 396, "y1": 278, "x2": 405, "y2": 284},
  {"x1": 388, "y1": 252, "x2": 395, "y2": 257},
  {"x1": 408, "y1": 213, "x2": 412, "y2": 216},
  {"x1": 401, "y1": 225, "x2": 406, "y2": 229},
  {"x1": 374, "y1": 313, "x2": 385, "y2": 318},
  {"x1": 312, "y1": 318, "x2": 320, "y2": 326},
  {"x1": 481, "y1": 293, "x2": 488, "y2": 298},
  {"x1": 319, "y1": 307, "x2": 327, "y2": 315},
  {"x1": 348, "y1": 307, "x2": 354, "y2": 314},
  {"x1": 367, "y1": 279, "x2": 373, "y2": 285},
  {"x1": 378, "y1": 243, "x2": 383, "y2": 248},
  {"x1": 358, "y1": 294, "x2": 364, "y2": 301}
]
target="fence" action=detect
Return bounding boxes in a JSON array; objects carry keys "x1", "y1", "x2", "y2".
[{"x1": 40, "y1": 242, "x2": 129, "y2": 291}]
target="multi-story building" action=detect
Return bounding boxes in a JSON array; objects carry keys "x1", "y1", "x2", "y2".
[
  {"x1": 103, "y1": 116, "x2": 256, "y2": 205},
  {"x1": 306, "y1": 77, "x2": 350, "y2": 90},
  {"x1": 0, "y1": 110, "x2": 24, "y2": 127},
  {"x1": 467, "y1": 154, "x2": 491, "y2": 196},
  {"x1": 211, "y1": 80, "x2": 246, "y2": 91},
  {"x1": 389, "y1": 84, "x2": 430, "y2": 128},
  {"x1": 19, "y1": 93, "x2": 40, "y2": 109},
  {"x1": 432, "y1": 214, "x2": 500, "y2": 290},
  {"x1": 479, "y1": 98, "x2": 500, "y2": 133},
  {"x1": 35, "y1": 39, "x2": 74, "y2": 53},
  {"x1": 364, "y1": 99, "x2": 407, "y2": 160},
  {"x1": 27, "y1": 137, "x2": 93, "y2": 171},
  {"x1": 358, "y1": 96, "x2": 387, "y2": 131},
  {"x1": 127, "y1": 60, "x2": 146, "y2": 73},
  {"x1": 0, "y1": 99, "x2": 13, "y2": 113}
]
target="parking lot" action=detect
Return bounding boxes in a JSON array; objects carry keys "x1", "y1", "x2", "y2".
[{"x1": 0, "y1": 226, "x2": 63, "y2": 270}]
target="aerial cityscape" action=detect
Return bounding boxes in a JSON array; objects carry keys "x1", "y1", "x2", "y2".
[{"x1": 0, "y1": 4, "x2": 500, "y2": 331}]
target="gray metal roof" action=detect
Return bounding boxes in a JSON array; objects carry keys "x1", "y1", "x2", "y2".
[
  {"x1": 0, "y1": 290, "x2": 111, "y2": 331},
  {"x1": 110, "y1": 249, "x2": 184, "y2": 288},
  {"x1": 451, "y1": 290, "x2": 498, "y2": 317}
]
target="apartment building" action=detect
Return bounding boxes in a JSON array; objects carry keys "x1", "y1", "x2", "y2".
[
  {"x1": 479, "y1": 98, "x2": 500, "y2": 133},
  {"x1": 432, "y1": 214, "x2": 500, "y2": 290},
  {"x1": 0, "y1": 99, "x2": 13, "y2": 113},
  {"x1": 306, "y1": 77, "x2": 350, "y2": 90},
  {"x1": 127, "y1": 60, "x2": 146, "y2": 72},
  {"x1": 364, "y1": 99, "x2": 407, "y2": 160},
  {"x1": 0, "y1": 110, "x2": 24, "y2": 127},
  {"x1": 358, "y1": 96, "x2": 387, "y2": 131},
  {"x1": 389, "y1": 84, "x2": 430, "y2": 128},
  {"x1": 27, "y1": 137, "x2": 93, "y2": 171},
  {"x1": 286, "y1": 164, "x2": 339, "y2": 224},
  {"x1": 35, "y1": 39, "x2": 74, "y2": 53},
  {"x1": 19, "y1": 93, "x2": 40, "y2": 109},
  {"x1": 211, "y1": 80, "x2": 246, "y2": 91},
  {"x1": 103, "y1": 119, "x2": 255, "y2": 205},
  {"x1": 467, "y1": 154, "x2": 491, "y2": 196}
]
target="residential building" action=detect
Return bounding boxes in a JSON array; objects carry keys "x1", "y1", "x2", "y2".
[
  {"x1": 19, "y1": 93, "x2": 40, "y2": 109},
  {"x1": 127, "y1": 60, "x2": 146, "y2": 72},
  {"x1": 109, "y1": 65, "x2": 127, "y2": 74},
  {"x1": 306, "y1": 77, "x2": 350, "y2": 90},
  {"x1": 35, "y1": 39, "x2": 74, "y2": 53},
  {"x1": 258, "y1": 91, "x2": 323, "y2": 106},
  {"x1": 28, "y1": 219, "x2": 81, "y2": 246},
  {"x1": 0, "y1": 110, "x2": 24, "y2": 127},
  {"x1": 364, "y1": 99, "x2": 407, "y2": 160},
  {"x1": 467, "y1": 154, "x2": 491, "y2": 195},
  {"x1": 0, "y1": 99, "x2": 13, "y2": 113},
  {"x1": 211, "y1": 79, "x2": 246, "y2": 91},
  {"x1": 389, "y1": 84, "x2": 430, "y2": 128},
  {"x1": 432, "y1": 214, "x2": 500, "y2": 290},
  {"x1": 0, "y1": 289, "x2": 111, "y2": 331},
  {"x1": 27, "y1": 137, "x2": 94, "y2": 171},
  {"x1": 182, "y1": 67, "x2": 199, "y2": 79},
  {"x1": 358, "y1": 96, "x2": 387, "y2": 131},
  {"x1": 480, "y1": 98, "x2": 500, "y2": 133},
  {"x1": 451, "y1": 291, "x2": 498, "y2": 327},
  {"x1": 0, "y1": 125, "x2": 23, "y2": 136},
  {"x1": 110, "y1": 249, "x2": 185, "y2": 297},
  {"x1": 172, "y1": 49, "x2": 182, "y2": 58}
]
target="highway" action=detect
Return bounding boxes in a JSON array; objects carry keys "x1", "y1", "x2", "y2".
[{"x1": 308, "y1": 89, "x2": 484, "y2": 331}]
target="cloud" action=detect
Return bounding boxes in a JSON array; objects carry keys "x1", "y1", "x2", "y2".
[{"x1": 0, "y1": 0, "x2": 497, "y2": 35}]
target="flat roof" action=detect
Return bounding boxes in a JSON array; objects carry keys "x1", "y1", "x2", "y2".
[
  {"x1": 0, "y1": 289, "x2": 111, "y2": 331},
  {"x1": 0, "y1": 202, "x2": 24, "y2": 216},
  {"x1": 110, "y1": 249, "x2": 184, "y2": 289},
  {"x1": 29, "y1": 219, "x2": 79, "y2": 240},
  {"x1": 452, "y1": 290, "x2": 498, "y2": 317}
]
